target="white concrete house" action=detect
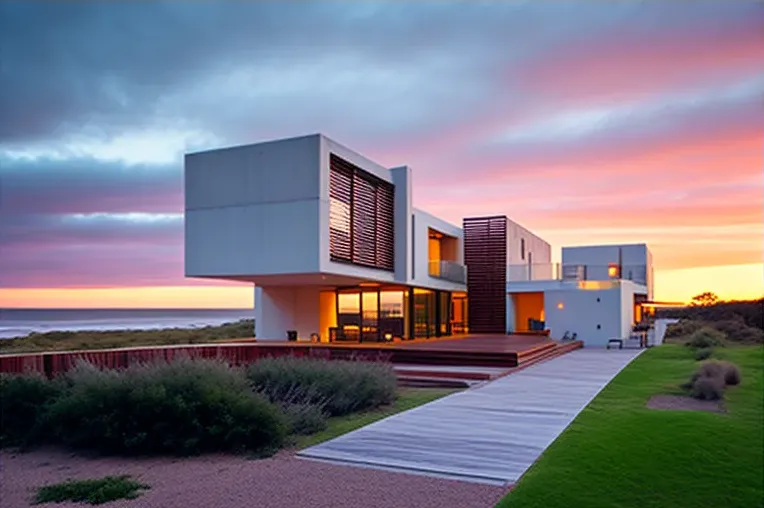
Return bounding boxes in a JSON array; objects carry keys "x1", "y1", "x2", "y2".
[{"x1": 184, "y1": 134, "x2": 655, "y2": 347}]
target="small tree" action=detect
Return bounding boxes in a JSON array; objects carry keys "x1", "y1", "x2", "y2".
[{"x1": 690, "y1": 292, "x2": 720, "y2": 307}]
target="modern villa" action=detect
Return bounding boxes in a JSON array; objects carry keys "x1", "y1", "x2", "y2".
[{"x1": 184, "y1": 134, "x2": 656, "y2": 348}]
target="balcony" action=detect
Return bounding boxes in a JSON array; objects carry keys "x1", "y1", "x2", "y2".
[
  {"x1": 428, "y1": 260, "x2": 467, "y2": 284},
  {"x1": 507, "y1": 263, "x2": 648, "y2": 285}
]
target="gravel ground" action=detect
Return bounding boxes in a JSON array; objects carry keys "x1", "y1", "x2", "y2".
[
  {"x1": 646, "y1": 394, "x2": 724, "y2": 413},
  {"x1": 0, "y1": 449, "x2": 508, "y2": 508}
]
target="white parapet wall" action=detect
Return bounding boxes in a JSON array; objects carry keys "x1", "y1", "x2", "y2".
[{"x1": 543, "y1": 284, "x2": 634, "y2": 347}]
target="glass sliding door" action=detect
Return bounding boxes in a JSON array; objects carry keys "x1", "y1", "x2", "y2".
[
  {"x1": 413, "y1": 288, "x2": 436, "y2": 338},
  {"x1": 337, "y1": 292, "x2": 361, "y2": 341},
  {"x1": 361, "y1": 290, "x2": 379, "y2": 342},
  {"x1": 439, "y1": 291, "x2": 452, "y2": 336},
  {"x1": 451, "y1": 294, "x2": 468, "y2": 334},
  {"x1": 379, "y1": 290, "x2": 405, "y2": 339}
]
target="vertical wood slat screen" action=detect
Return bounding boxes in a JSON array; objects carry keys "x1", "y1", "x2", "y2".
[
  {"x1": 463, "y1": 216, "x2": 508, "y2": 333},
  {"x1": 329, "y1": 160, "x2": 352, "y2": 262},
  {"x1": 329, "y1": 154, "x2": 394, "y2": 271}
]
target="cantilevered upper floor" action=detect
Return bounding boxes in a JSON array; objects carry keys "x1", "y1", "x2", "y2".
[{"x1": 184, "y1": 133, "x2": 466, "y2": 293}]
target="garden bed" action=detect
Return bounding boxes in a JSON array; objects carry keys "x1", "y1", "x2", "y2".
[{"x1": 646, "y1": 394, "x2": 724, "y2": 413}]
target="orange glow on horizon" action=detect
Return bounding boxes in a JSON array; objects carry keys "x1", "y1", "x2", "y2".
[
  {"x1": 0, "y1": 263, "x2": 760, "y2": 309},
  {"x1": 0, "y1": 286, "x2": 254, "y2": 309}
]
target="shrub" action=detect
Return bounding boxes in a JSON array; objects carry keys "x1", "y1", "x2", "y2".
[
  {"x1": 665, "y1": 320, "x2": 703, "y2": 340},
  {"x1": 684, "y1": 327, "x2": 726, "y2": 349},
  {"x1": 698, "y1": 360, "x2": 726, "y2": 380},
  {"x1": 711, "y1": 320, "x2": 764, "y2": 344},
  {"x1": 281, "y1": 402, "x2": 329, "y2": 435},
  {"x1": 721, "y1": 361, "x2": 742, "y2": 386},
  {"x1": 694, "y1": 348, "x2": 713, "y2": 361},
  {"x1": 47, "y1": 358, "x2": 286, "y2": 456},
  {"x1": 0, "y1": 373, "x2": 62, "y2": 448},
  {"x1": 247, "y1": 357, "x2": 397, "y2": 416},
  {"x1": 33, "y1": 475, "x2": 149, "y2": 505},
  {"x1": 691, "y1": 375, "x2": 725, "y2": 401}
]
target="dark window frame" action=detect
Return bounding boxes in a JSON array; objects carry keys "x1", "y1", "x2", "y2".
[{"x1": 329, "y1": 154, "x2": 395, "y2": 271}]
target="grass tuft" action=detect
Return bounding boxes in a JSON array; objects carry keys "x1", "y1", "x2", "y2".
[
  {"x1": 694, "y1": 348, "x2": 713, "y2": 361},
  {"x1": 33, "y1": 475, "x2": 149, "y2": 505}
]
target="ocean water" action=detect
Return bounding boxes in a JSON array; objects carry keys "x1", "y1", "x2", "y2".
[{"x1": 0, "y1": 309, "x2": 254, "y2": 340}]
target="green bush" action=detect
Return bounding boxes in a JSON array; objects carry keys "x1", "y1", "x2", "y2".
[
  {"x1": 698, "y1": 360, "x2": 726, "y2": 380},
  {"x1": 711, "y1": 320, "x2": 764, "y2": 344},
  {"x1": 281, "y1": 402, "x2": 329, "y2": 435},
  {"x1": 34, "y1": 475, "x2": 149, "y2": 505},
  {"x1": 247, "y1": 357, "x2": 397, "y2": 416},
  {"x1": 684, "y1": 327, "x2": 727, "y2": 349},
  {"x1": 721, "y1": 361, "x2": 742, "y2": 386},
  {"x1": 47, "y1": 358, "x2": 286, "y2": 456},
  {"x1": 694, "y1": 348, "x2": 713, "y2": 361},
  {"x1": 0, "y1": 373, "x2": 62, "y2": 448},
  {"x1": 691, "y1": 375, "x2": 725, "y2": 401},
  {"x1": 665, "y1": 320, "x2": 704, "y2": 340}
]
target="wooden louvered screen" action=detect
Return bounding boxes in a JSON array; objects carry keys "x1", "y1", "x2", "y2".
[
  {"x1": 463, "y1": 216, "x2": 508, "y2": 333},
  {"x1": 375, "y1": 183, "x2": 395, "y2": 269},
  {"x1": 329, "y1": 154, "x2": 394, "y2": 271},
  {"x1": 329, "y1": 160, "x2": 353, "y2": 262}
]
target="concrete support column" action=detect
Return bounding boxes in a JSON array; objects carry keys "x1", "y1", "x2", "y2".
[{"x1": 254, "y1": 286, "x2": 321, "y2": 341}]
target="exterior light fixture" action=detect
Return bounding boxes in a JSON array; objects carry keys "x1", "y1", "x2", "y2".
[
  {"x1": 557, "y1": 302, "x2": 564, "y2": 310},
  {"x1": 607, "y1": 263, "x2": 620, "y2": 278}
]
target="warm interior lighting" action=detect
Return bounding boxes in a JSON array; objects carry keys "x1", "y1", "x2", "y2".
[
  {"x1": 358, "y1": 282, "x2": 380, "y2": 287},
  {"x1": 607, "y1": 263, "x2": 620, "y2": 278},
  {"x1": 557, "y1": 302, "x2": 564, "y2": 309},
  {"x1": 384, "y1": 332, "x2": 393, "y2": 341}
]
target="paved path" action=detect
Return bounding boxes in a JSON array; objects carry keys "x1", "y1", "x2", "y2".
[{"x1": 299, "y1": 348, "x2": 643, "y2": 485}]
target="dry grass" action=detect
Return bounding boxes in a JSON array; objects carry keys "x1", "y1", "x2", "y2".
[{"x1": 0, "y1": 320, "x2": 254, "y2": 354}]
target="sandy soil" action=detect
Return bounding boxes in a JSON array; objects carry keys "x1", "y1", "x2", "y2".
[
  {"x1": 646, "y1": 394, "x2": 725, "y2": 413},
  {"x1": 0, "y1": 448, "x2": 508, "y2": 508}
]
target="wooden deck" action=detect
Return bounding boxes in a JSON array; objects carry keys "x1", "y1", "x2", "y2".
[{"x1": 0, "y1": 334, "x2": 579, "y2": 377}]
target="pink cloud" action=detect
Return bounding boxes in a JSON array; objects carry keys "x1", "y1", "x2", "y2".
[{"x1": 516, "y1": 10, "x2": 764, "y2": 104}]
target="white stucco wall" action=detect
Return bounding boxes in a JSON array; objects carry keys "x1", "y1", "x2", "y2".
[
  {"x1": 410, "y1": 208, "x2": 466, "y2": 292},
  {"x1": 185, "y1": 134, "x2": 322, "y2": 278},
  {"x1": 254, "y1": 286, "x2": 321, "y2": 340},
  {"x1": 506, "y1": 219, "x2": 551, "y2": 266},
  {"x1": 506, "y1": 219, "x2": 552, "y2": 281},
  {"x1": 506, "y1": 293, "x2": 515, "y2": 334},
  {"x1": 652, "y1": 318, "x2": 679, "y2": 346},
  {"x1": 543, "y1": 287, "x2": 626, "y2": 347}
]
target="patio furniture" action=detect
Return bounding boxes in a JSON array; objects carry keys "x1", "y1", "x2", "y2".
[{"x1": 607, "y1": 338, "x2": 623, "y2": 349}]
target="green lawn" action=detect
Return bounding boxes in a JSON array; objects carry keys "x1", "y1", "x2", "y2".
[
  {"x1": 498, "y1": 345, "x2": 764, "y2": 508},
  {"x1": 293, "y1": 387, "x2": 458, "y2": 449}
]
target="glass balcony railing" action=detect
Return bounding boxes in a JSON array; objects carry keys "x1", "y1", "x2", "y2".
[
  {"x1": 507, "y1": 263, "x2": 648, "y2": 285},
  {"x1": 428, "y1": 260, "x2": 467, "y2": 284}
]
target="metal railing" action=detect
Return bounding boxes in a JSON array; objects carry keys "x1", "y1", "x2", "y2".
[
  {"x1": 507, "y1": 263, "x2": 648, "y2": 284},
  {"x1": 428, "y1": 260, "x2": 467, "y2": 284}
]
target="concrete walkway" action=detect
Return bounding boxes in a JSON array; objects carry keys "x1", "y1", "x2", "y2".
[{"x1": 298, "y1": 348, "x2": 643, "y2": 485}]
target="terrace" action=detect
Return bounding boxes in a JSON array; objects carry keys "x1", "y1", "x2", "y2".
[{"x1": 507, "y1": 263, "x2": 648, "y2": 284}]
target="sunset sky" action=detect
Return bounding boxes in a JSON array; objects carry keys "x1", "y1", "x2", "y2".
[{"x1": 1, "y1": 2, "x2": 762, "y2": 309}]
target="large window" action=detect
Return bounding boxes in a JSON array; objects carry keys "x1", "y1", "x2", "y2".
[{"x1": 329, "y1": 154, "x2": 395, "y2": 271}]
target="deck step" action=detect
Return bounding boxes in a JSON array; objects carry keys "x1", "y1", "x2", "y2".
[{"x1": 393, "y1": 341, "x2": 584, "y2": 388}]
